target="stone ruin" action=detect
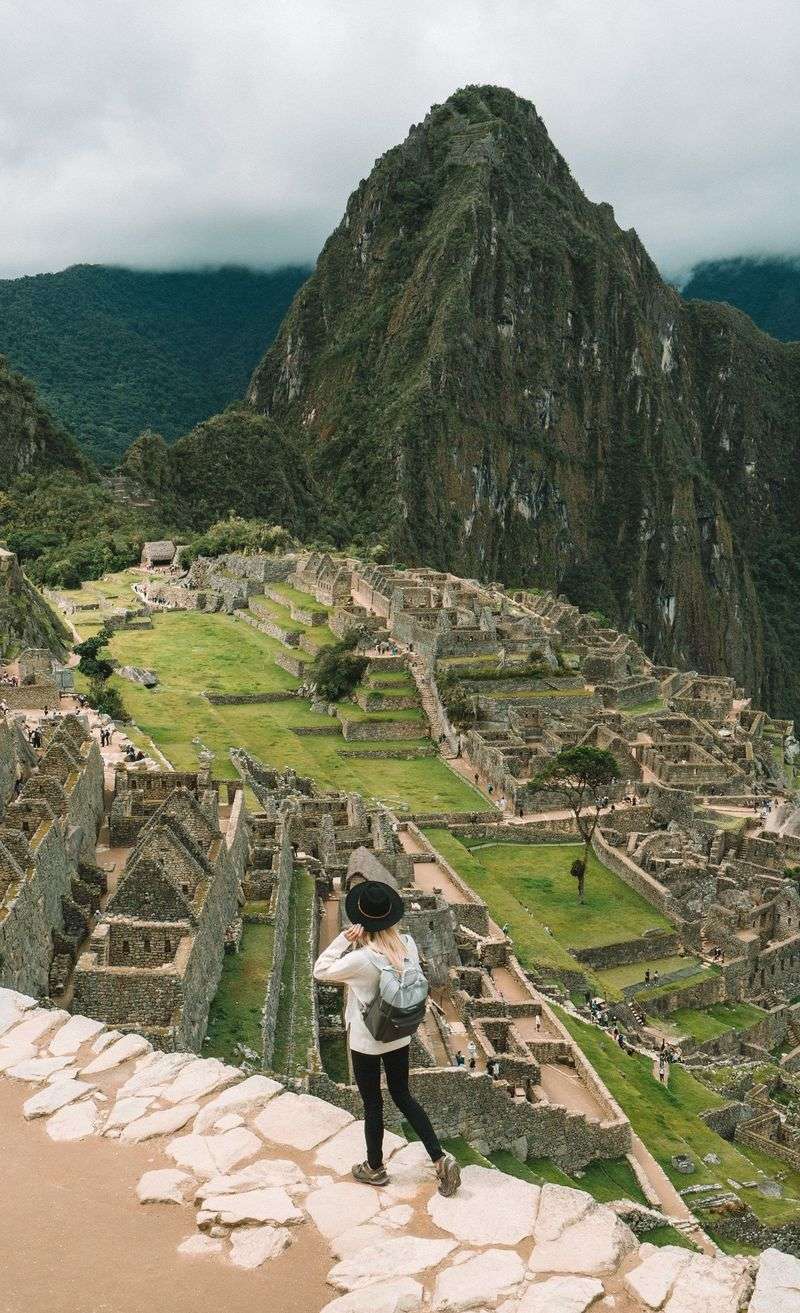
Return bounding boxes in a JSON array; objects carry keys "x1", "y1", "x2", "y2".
[{"x1": 74, "y1": 782, "x2": 249, "y2": 1051}]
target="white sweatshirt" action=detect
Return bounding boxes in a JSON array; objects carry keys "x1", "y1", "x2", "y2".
[{"x1": 313, "y1": 930, "x2": 417, "y2": 1056}]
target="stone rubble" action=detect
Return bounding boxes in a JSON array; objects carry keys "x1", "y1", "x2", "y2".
[{"x1": 0, "y1": 993, "x2": 781, "y2": 1312}]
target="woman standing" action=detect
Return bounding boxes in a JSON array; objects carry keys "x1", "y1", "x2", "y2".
[{"x1": 313, "y1": 880, "x2": 461, "y2": 1196}]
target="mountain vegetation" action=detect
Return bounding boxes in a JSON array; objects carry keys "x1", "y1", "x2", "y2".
[
  {"x1": 248, "y1": 84, "x2": 800, "y2": 719},
  {"x1": 683, "y1": 256, "x2": 800, "y2": 342},
  {"x1": 0, "y1": 263, "x2": 308, "y2": 464}
]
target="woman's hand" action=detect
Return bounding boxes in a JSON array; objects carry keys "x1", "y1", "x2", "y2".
[{"x1": 345, "y1": 923, "x2": 365, "y2": 944}]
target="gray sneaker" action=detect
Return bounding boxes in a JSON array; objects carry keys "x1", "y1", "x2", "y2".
[
  {"x1": 436, "y1": 1152, "x2": 461, "y2": 1197},
  {"x1": 351, "y1": 1160, "x2": 390, "y2": 1187}
]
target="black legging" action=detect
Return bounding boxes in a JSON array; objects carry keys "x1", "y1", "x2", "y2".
[{"x1": 351, "y1": 1045, "x2": 443, "y2": 1169}]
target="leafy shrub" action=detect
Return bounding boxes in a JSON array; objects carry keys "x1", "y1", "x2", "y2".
[
  {"x1": 87, "y1": 679, "x2": 128, "y2": 721},
  {"x1": 311, "y1": 634, "x2": 368, "y2": 702}
]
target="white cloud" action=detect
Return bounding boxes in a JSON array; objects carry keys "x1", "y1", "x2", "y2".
[{"x1": 0, "y1": 0, "x2": 798, "y2": 278}]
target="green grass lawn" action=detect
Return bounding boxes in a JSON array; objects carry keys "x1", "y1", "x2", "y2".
[
  {"x1": 557, "y1": 1007, "x2": 800, "y2": 1228},
  {"x1": 596, "y1": 956, "x2": 700, "y2": 994},
  {"x1": 271, "y1": 869, "x2": 316, "y2": 1078},
  {"x1": 440, "y1": 835, "x2": 671, "y2": 952},
  {"x1": 623, "y1": 700, "x2": 668, "y2": 717},
  {"x1": 422, "y1": 831, "x2": 671, "y2": 995},
  {"x1": 655, "y1": 1001, "x2": 767, "y2": 1044},
  {"x1": 267, "y1": 580, "x2": 328, "y2": 611},
  {"x1": 204, "y1": 920, "x2": 274, "y2": 1064},
  {"x1": 73, "y1": 600, "x2": 483, "y2": 810}
]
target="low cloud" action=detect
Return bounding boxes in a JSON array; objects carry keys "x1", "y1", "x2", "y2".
[{"x1": 1, "y1": 0, "x2": 798, "y2": 278}]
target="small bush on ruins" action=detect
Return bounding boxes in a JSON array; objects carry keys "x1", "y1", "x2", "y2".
[
  {"x1": 310, "y1": 633, "x2": 369, "y2": 701},
  {"x1": 87, "y1": 677, "x2": 128, "y2": 722},
  {"x1": 532, "y1": 745, "x2": 620, "y2": 899}
]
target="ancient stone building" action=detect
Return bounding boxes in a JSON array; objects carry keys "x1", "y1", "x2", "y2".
[{"x1": 73, "y1": 783, "x2": 248, "y2": 1051}]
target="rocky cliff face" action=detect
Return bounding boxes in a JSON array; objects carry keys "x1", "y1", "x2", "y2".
[
  {"x1": 0, "y1": 548, "x2": 70, "y2": 660},
  {"x1": 0, "y1": 355, "x2": 87, "y2": 489},
  {"x1": 248, "y1": 85, "x2": 800, "y2": 717}
]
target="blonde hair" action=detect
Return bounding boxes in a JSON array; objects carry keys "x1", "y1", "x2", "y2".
[{"x1": 365, "y1": 925, "x2": 407, "y2": 971}]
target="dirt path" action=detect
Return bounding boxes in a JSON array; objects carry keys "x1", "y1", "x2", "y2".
[{"x1": 0, "y1": 1079, "x2": 332, "y2": 1313}]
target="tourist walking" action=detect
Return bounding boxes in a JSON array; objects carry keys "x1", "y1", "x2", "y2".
[{"x1": 313, "y1": 880, "x2": 461, "y2": 1196}]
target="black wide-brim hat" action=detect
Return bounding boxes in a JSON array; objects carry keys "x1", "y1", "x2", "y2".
[{"x1": 345, "y1": 879, "x2": 405, "y2": 932}]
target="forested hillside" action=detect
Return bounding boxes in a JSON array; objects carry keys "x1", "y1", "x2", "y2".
[
  {"x1": 683, "y1": 257, "x2": 800, "y2": 342},
  {"x1": 0, "y1": 263, "x2": 308, "y2": 463}
]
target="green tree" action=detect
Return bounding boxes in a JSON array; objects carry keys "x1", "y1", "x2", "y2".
[
  {"x1": 310, "y1": 633, "x2": 368, "y2": 702},
  {"x1": 532, "y1": 745, "x2": 620, "y2": 901}
]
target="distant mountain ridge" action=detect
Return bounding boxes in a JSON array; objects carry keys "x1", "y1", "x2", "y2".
[
  {"x1": 0, "y1": 263, "x2": 309, "y2": 463},
  {"x1": 248, "y1": 83, "x2": 800, "y2": 719},
  {"x1": 683, "y1": 256, "x2": 800, "y2": 342}
]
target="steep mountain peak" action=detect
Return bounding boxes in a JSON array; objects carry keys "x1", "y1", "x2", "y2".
[{"x1": 248, "y1": 88, "x2": 800, "y2": 718}]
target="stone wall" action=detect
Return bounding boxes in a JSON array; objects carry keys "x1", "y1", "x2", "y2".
[
  {"x1": 592, "y1": 827, "x2": 675, "y2": 918},
  {"x1": 0, "y1": 822, "x2": 74, "y2": 996},
  {"x1": 340, "y1": 717, "x2": 427, "y2": 741},
  {"x1": 203, "y1": 691, "x2": 297, "y2": 705},
  {"x1": 261, "y1": 827, "x2": 294, "y2": 1067},
  {"x1": 309, "y1": 1065, "x2": 630, "y2": 1170},
  {"x1": 572, "y1": 931, "x2": 681, "y2": 969}
]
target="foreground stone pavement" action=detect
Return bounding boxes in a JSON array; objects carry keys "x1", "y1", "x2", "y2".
[{"x1": 2, "y1": 988, "x2": 799, "y2": 1313}]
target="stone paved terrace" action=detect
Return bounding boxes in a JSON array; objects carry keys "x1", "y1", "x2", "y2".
[{"x1": 3, "y1": 986, "x2": 798, "y2": 1313}]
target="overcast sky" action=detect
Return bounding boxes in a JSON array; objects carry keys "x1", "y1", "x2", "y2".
[{"x1": 1, "y1": 0, "x2": 798, "y2": 280}]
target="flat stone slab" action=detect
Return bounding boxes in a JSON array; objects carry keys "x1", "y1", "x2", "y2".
[
  {"x1": 48, "y1": 1015, "x2": 105, "y2": 1056},
  {"x1": 517, "y1": 1275, "x2": 605, "y2": 1313},
  {"x1": 160, "y1": 1058, "x2": 239, "y2": 1105},
  {"x1": 663, "y1": 1253, "x2": 753, "y2": 1313},
  {"x1": 196, "y1": 1158, "x2": 307, "y2": 1199},
  {"x1": 117, "y1": 1051, "x2": 196, "y2": 1097},
  {"x1": 136, "y1": 1169, "x2": 193, "y2": 1204},
  {"x1": 255, "y1": 1091, "x2": 353, "y2": 1151},
  {"x1": 102, "y1": 1096, "x2": 155, "y2": 1132},
  {"x1": 381, "y1": 1142, "x2": 435, "y2": 1201},
  {"x1": 305, "y1": 1182, "x2": 382, "y2": 1239},
  {"x1": 177, "y1": 1234, "x2": 224, "y2": 1258},
  {"x1": 624, "y1": 1245, "x2": 694, "y2": 1308},
  {"x1": 428, "y1": 1163, "x2": 540, "y2": 1246},
  {"x1": 229, "y1": 1225, "x2": 292, "y2": 1269},
  {"x1": 0, "y1": 989, "x2": 36, "y2": 1038},
  {"x1": 432, "y1": 1247, "x2": 526, "y2": 1311},
  {"x1": 0, "y1": 1044, "x2": 42, "y2": 1074},
  {"x1": 1, "y1": 1008, "x2": 68, "y2": 1048},
  {"x1": 331, "y1": 1224, "x2": 391, "y2": 1261},
  {"x1": 315, "y1": 1120, "x2": 405, "y2": 1175},
  {"x1": 46, "y1": 1098, "x2": 100, "y2": 1141},
  {"x1": 6, "y1": 1054, "x2": 81, "y2": 1082},
  {"x1": 750, "y1": 1247, "x2": 800, "y2": 1313},
  {"x1": 320, "y1": 1278, "x2": 424, "y2": 1313},
  {"x1": 81, "y1": 1034, "x2": 151, "y2": 1074},
  {"x1": 194, "y1": 1073, "x2": 283, "y2": 1133},
  {"x1": 23, "y1": 1079, "x2": 93, "y2": 1119},
  {"x1": 529, "y1": 1205, "x2": 636, "y2": 1277},
  {"x1": 199, "y1": 1186, "x2": 303, "y2": 1228},
  {"x1": 121, "y1": 1103, "x2": 200, "y2": 1143},
  {"x1": 534, "y1": 1184, "x2": 593, "y2": 1242},
  {"x1": 328, "y1": 1236, "x2": 457, "y2": 1293},
  {"x1": 166, "y1": 1126, "x2": 263, "y2": 1178}
]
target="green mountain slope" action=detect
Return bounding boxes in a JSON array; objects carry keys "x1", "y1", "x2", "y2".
[
  {"x1": 248, "y1": 84, "x2": 800, "y2": 718},
  {"x1": 0, "y1": 355, "x2": 88, "y2": 488},
  {"x1": 683, "y1": 257, "x2": 800, "y2": 343},
  {"x1": 0, "y1": 263, "x2": 309, "y2": 464}
]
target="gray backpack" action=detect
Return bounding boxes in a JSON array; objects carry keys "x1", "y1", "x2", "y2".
[{"x1": 362, "y1": 945, "x2": 429, "y2": 1042}]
